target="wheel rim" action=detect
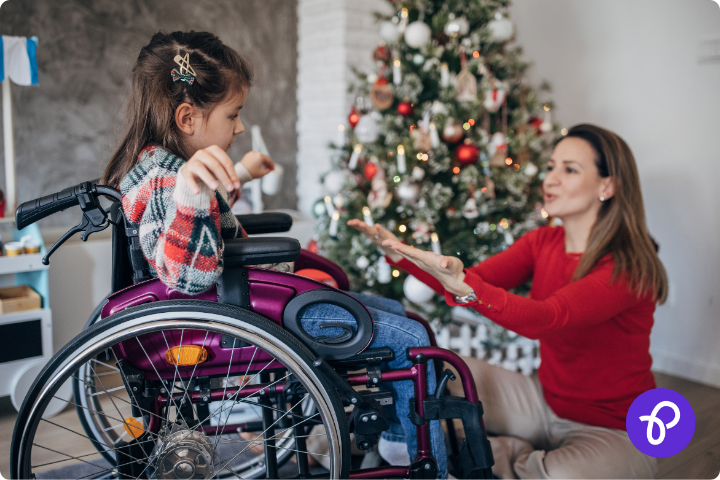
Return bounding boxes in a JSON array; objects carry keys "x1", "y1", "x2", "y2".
[{"x1": 15, "y1": 314, "x2": 346, "y2": 479}]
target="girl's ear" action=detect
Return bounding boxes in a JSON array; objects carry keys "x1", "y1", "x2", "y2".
[{"x1": 175, "y1": 103, "x2": 196, "y2": 135}]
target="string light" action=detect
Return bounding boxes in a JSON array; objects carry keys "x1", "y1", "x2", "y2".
[
  {"x1": 468, "y1": 119, "x2": 475, "y2": 126},
  {"x1": 463, "y1": 122, "x2": 471, "y2": 130},
  {"x1": 416, "y1": 153, "x2": 423, "y2": 160},
  {"x1": 401, "y1": 7, "x2": 408, "y2": 17},
  {"x1": 541, "y1": 209, "x2": 549, "y2": 218},
  {"x1": 473, "y1": 51, "x2": 480, "y2": 58},
  {"x1": 513, "y1": 163, "x2": 520, "y2": 171},
  {"x1": 489, "y1": 223, "x2": 497, "y2": 231},
  {"x1": 453, "y1": 166, "x2": 460, "y2": 174},
  {"x1": 399, "y1": 225, "x2": 407, "y2": 233},
  {"x1": 561, "y1": 128, "x2": 568, "y2": 136},
  {"x1": 505, "y1": 157, "x2": 513, "y2": 165},
  {"x1": 393, "y1": 176, "x2": 401, "y2": 183},
  {"x1": 543, "y1": 104, "x2": 550, "y2": 111},
  {"x1": 392, "y1": 269, "x2": 401, "y2": 278},
  {"x1": 421, "y1": 153, "x2": 428, "y2": 161}
]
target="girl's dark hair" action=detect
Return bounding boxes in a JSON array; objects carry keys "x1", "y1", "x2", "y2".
[
  {"x1": 562, "y1": 124, "x2": 668, "y2": 304},
  {"x1": 102, "y1": 31, "x2": 253, "y2": 186}
]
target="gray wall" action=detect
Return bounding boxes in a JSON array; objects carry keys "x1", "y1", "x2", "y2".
[{"x1": 0, "y1": 0, "x2": 298, "y2": 227}]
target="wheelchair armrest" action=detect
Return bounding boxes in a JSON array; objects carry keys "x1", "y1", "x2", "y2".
[
  {"x1": 235, "y1": 212, "x2": 293, "y2": 235},
  {"x1": 294, "y1": 249, "x2": 350, "y2": 291},
  {"x1": 224, "y1": 237, "x2": 300, "y2": 267}
]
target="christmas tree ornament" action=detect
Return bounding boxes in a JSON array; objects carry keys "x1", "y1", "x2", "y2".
[
  {"x1": 362, "y1": 206, "x2": 374, "y2": 225},
  {"x1": 366, "y1": 72, "x2": 378, "y2": 84},
  {"x1": 488, "y1": 132, "x2": 509, "y2": 166},
  {"x1": 411, "y1": 127, "x2": 431, "y2": 151},
  {"x1": 488, "y1": 13, "x2": 515, "y2": 43},
  {"x1": 348, "y1": 106, "x2": 360, "y2": 129},
  {"x1": 456, "y1": 142, "x2": 479, "y2": 166},
  {"x1": 363, "y1": 161, "x2": 379, "y2": 180},
  {"x1": 444, "y1": 16, "x2": 470, "y2": 37},
  {"x1": 404, "y1": 275, "x2": 435, "y2": 304},
  {"x1": 356, "y1": 255, "x2": 370, "y2": 270},
  {"x1": 397, "y1": 100, "x2": 413, "y2": 117},
  {"x1": 529, "y1": 117, "x2": 544, "y2": 135},
  {"x1": 306, "y1": 237, "x2": 318, "y2": 253},
  {"x1": 355, "y1": 114, "x2": 380, "y2": 142},
  {"x1": 524, "y1": 162, "x2": 539, "y2": 177},
  {"x1": 463, "y1": 197, "x2": 480, "y2": 219},
  {"x1": 440, "y1": 62, "x2": 450, "y2": 87},
  {"x1": 412, "y1": 221, "x2": 431, "y2": 243},
  {"x1": 368, "y1": 169, "x2": 393, "y2": 209},
  {"x1": 413, "y1": 53, "x2": 425, "y2": 65},
  {"x1": 404, "y1": 20, "x2": 431, "y2": 48},
  {"x1": 396, "y1": 180, "x2": 420, "y2": 203},
  {"x1": 369, "y1": 78, "x2": 394, "y2": 111},
  {"x1": 431, "y1": 100, "x2": 448, "y2": 115},
  {"x1": 504, "y1": 231, "x2": 514, "y2": 245},
  {"x1": 483, "y1": 78, "x2": 509, "y2": 112},
  {"x1": 412, "y1": 166, "x2": 426, "y2": 181},
  {"x1": 377, "y1": 257, "x2": 392, "y2": 284},
  {"x1": 312, "y1": 199, "x2": 327, "y2": 218},
  {"x1": 483, "y1": 175, "x2": 496, "y2": 199},
  {"x1": 430, "y1": 232, "x2": 441, "y2": 254},
  {"x1": 456, "y1": 68, "x2": 477, "y2": 102},
  {"x1": 442, "y1": 119, "x2": 464, "y2": 143},
  {"x1": 380, "y1": 21, "x2": 400, "y2": 42},
  {"x1": 334, "y1": 193, "x2": 346, "y2": 209},
  {"x1": 324, "y1": 170, "x2": 347, "y2": 194},
  {"x1": 429, "y1": 122, "x2": 441, "y2": 147},
  {"x1": 349, "y1": 144, "x2": 363, "y2": 169},
  {"x1": 541, "y1": 105, "x2": 553, "y2": 132},
  {"x1": 328, "y1": 210, "x2": 340, "y2": 237},
  {"x1": 324, "y1": 195, "x2": 336, "y2": 216},
  {"x1": 393, "y1": 58, "x2": 402, "y2": 85},
  {"x1": 396, "y1": 145, "x2": 407, "y2": 173},
  {"x1": 373, "y1": 44, "x2": 392, "y2": 62}
]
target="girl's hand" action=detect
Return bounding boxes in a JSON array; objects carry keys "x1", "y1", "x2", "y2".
[
  {"x1": 347, "y1": 220, "x2": 403, "y2": 263},
  {"x1": 183, "y1": 145, "x2": 240, "y2": 194},
  {"x1": 241, "y1": 151, "x2": 275, "y2": 179},
  {"x1": 382, "y1": 240, "x2": 472, "y2": 296}
]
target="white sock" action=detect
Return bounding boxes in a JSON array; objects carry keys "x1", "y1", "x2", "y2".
[{"x1": 378, "y1": 436, "x2": 411, "y2": 465}]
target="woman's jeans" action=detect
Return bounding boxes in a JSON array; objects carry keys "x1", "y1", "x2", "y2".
[{"x1": 300, "y1": 292, "x2": 447, "y2": 477}]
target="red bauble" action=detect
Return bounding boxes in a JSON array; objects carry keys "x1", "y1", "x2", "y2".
[
  {"x1": 397, "y1": 101, "x2": 414, "y2": 117},
  {"x1": 373, "y1": 45, "x2": 392, "y2": 62},
  {"x1": 363, "y1": 162, "x2": 379, "y2": 180},
  {"x1": 529, "y1": 117, "x2": 543, "y2": 134},
  {"x1": 455, "y1": 144, "x2": 479, "y2": 166},
  {"x1": 306, "y1": 238, "x2": 318, "y2": 254},
  {"x1": 348, "y1": 106, "x2": 360, "y2": 129}
]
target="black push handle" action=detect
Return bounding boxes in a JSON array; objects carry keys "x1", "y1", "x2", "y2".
[{"x1": 15, "y1": 182, "x2": 122, "y2": 230}]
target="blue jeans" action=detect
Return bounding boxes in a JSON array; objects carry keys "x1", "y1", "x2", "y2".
[{"x1": 300, "y1": 292, "x2": 447, "y2": 478}]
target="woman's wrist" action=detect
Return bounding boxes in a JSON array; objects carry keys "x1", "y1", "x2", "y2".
[{"x1": 443, "y1": 271, "x2": 471, "y2": 296}]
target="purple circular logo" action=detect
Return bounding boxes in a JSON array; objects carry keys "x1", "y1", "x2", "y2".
[{"x1": 626, "y1": 388, "x2": 695, "y2": 457}]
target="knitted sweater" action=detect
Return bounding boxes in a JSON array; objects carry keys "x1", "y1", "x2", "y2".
[{"x1": 119, "y1": 145, "x2": 252, "y2": 295}]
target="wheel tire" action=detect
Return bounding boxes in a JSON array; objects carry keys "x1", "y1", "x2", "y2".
[{"x1": 12, "y1": 300, "x2": 351, "y2": 479}]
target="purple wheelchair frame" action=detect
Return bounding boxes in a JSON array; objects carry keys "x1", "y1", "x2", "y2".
[{"x1": 100, "y1": 254, "x2": 485, "y2": 478}]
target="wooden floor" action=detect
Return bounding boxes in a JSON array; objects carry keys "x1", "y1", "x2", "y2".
[{"x1": 0, "y1": 371, "x2": 718, "y2": 478}]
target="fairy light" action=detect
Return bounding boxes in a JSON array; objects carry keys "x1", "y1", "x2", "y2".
[
  {"x1": 430, "y1": 233, "x2": 441, "y2": 254},
  {"x1": 399, "y1": 225, "x2": 407, "y2": 233},
  {"x1": 337, "y1": 124, "x2": 345, "y2": 145},
  {"x1": 349, "y1": 144, "x2": 362, "y2": 169},
  {"x1": 505, "y1": 157, "x2": 513, "y2": 165},
  {"x1": 453, "y1": 166, "x2": 460, "y2": 174},
  {"x1": 541, "y1": 209, "x2": 549, "y2": 218},
  {"x1": 421, "y1": 153, "x2": 428, "y2": 161},
  {"x1": 561, "y1": 128, "x2": 568, "y2": 136},
  {"x1": 392, "y1": 269, "x2": 401, "y2": 278},
  {"x1": 396, "y1": 145, "x2": 406, "y2": 173},
  {"x1": 401, "y1": 7, "x2": 408, "y2": 17},
  {"x1": 329, "y1": 210, "x2": 340, "y2": 236},
  {"x1": 416, "y1": 153, "x2": 423, "y2": 160},
  {"x1": 514, "y1": 163, "x2": 520, "y2": 171},
  {"x1": 468, "y1": 119, "x2": 475, "y2": 126},
  {"x1": 489, "y1": 223, "x2": 497, "y2": 231},
  {"x1": 543, "y1": 104, "x2": 551, "y2": 111},
  {"x1": 473, "y1": 51, "x2": 480, "y2": 58},
  {"x1": 393, "y1": 175, "x2": 401, "y2": 183},
  {"x1": 362, "y1": 206, "x2": 373, "y2": 225},
  {"x1": 324, "y1": 196, "x2": 335, "y2": 216},
  {"x1": 463, "y1": 122, "x2": 471, "y2": 130}
]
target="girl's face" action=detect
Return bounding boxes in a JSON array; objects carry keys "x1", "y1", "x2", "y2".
[
  {"x1": 542, "y1": 137, "x2": 612, "y2": 221},
  {"x1": 187, "y1": 89, "x2": 248, "y2": 153}
]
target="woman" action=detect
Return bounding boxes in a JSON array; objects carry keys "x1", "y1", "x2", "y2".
[{"x1": 349, "y1": 124, "x2": 666, "y2": 479}]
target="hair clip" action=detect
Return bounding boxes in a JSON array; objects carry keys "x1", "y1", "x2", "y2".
[{"x1": 171, "y1": 53, "x2": 196, "y2": 85}]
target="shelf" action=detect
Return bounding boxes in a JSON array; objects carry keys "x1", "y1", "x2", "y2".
[
  {"x1": 0, "y1": 253, "x2": 48, "y2": 274},
  {"x1": 0, "y1": 217, "x2": 14, "y2": 224}
]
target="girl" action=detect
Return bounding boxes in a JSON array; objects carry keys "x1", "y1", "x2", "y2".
[
  {"x1": 350, "y1": 124, "x2": 667, "y2": 479},
  {"x1": 102, "y1": 31, "x2": 447, "y2": 477}
]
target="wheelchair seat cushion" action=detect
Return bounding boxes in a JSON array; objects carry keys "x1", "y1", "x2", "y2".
[{"x1": 224, "y1": 237, "x2": 301, "y2": 267}]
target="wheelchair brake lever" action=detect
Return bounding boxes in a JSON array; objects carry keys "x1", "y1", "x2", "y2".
[{"x1": 42, "y1": 215, "x2": 91, "y2": 265}]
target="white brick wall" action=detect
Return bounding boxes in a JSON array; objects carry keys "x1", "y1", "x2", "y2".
[{"x1": 296, "y1": 0, "x2": 390, "y2": 216}]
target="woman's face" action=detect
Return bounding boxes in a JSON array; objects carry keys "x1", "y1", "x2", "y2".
[{"x1": 542, "y1": 137, "x2": 612, "y2": 221}]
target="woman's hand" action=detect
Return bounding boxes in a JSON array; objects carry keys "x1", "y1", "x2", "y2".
[
  {"x1": 347, "y1": 220, "x2": 403, "y2": 263},
  {"x1": 382, "y1": 240, "x2": 472, "y2": 296},
  {"x1": 183, "y1": 145, "x2": 240, "y2": 194},
  {"x1": 241, "y1": 151, "x2": 275, "y2": 179}
]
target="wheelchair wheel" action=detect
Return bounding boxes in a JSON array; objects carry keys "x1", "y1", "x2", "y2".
[{"x1": 12, "y1": 301, "x2": 351, "y2": 479}]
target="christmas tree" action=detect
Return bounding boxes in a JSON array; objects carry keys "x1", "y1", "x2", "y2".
[{"x1": 313, "y1": 0, "x2": 560, "y2": 351}]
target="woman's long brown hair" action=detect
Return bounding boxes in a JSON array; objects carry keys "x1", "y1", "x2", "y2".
[
  {"x1": 565, "y1": 124, "x2": 668, "y2": 304},
  {"x1": 102, "y1": 31, "x2": 253, "y2": 187}
]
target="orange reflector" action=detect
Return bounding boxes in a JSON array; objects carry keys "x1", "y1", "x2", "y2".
[
  {"x1": 165, "y1": 345, "x2": 208, "y2": 366},
  {"x1": 123, "y1": 417, "x2": 144, "y2": 439}
]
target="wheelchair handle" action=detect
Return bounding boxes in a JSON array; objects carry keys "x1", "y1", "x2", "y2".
[{"x1": 15, "y1": 181, "x2": 122, "y2": 230}]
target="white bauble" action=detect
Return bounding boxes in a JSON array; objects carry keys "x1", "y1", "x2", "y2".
[
  {"x1": 355, "y1": 115, "x2": 379, "y2": 143},
  {"x1": 404, "y1": 275, "x2": 435, "y2": 304},
  {"x1": 540, "y1": 120, "x2": 553, "y2": 133},
  {"x1": 524, "y1": 162, "x2": 538, "y2": 177},
  {"x1": 411, "y1": 166, "x2": 425, "y2": 181},
  {"x1": 380, "y1": 21, "x2": 400, "y2": 42},
  {"x1": 444, "y1": 16, "x2": 470, "y2": 37},
  {"x1": 396, "y1": 180, "x2": 420, "y2": 203},
  {"x1": 366, "y1": 72, "x2": 378, "y2": 84},
  {"x1": 488, "y1": 17, "x2": 515, "y2": 42},
  {"x1": 504, "y1": 231, "x2": 514, "y2": 245},
  {"x1": 404, "y1": 21, "x2": 431, "y2": 48},
  {"x1": 431, "y1": 101, "x2": 448, "y2": 115},
  {"x1": 324, "y1": 170, "x2": 346, "y2": 194},
  {"x1": 356, "y1": 255, "x2": 370, "y2": 270}
]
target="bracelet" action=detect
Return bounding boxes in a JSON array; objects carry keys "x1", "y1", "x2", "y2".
[{"x1": 453, "y1": 289, "x2": 477, "y2": 304}]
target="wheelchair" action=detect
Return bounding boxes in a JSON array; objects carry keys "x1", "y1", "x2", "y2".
[{"x1": 10, "y1": 181, "x2": 494, "y2": 479}]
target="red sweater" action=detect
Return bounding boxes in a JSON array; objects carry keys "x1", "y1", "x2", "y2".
[{"x1": 390, "y1": 226, "x2": 656, "y2": 431}]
